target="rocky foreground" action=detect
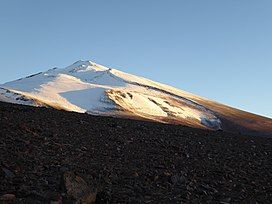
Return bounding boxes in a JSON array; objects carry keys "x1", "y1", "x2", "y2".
[{"x1": 0, "y1": 101, "x2": 272, "y2": 204}]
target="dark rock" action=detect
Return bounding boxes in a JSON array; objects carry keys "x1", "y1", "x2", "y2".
[
  {"x1": 1, "y1": 167, "x2": 15, "y2": 179},
  {"x1": 0, "y1": 101, "x2": 272, "y2": 203},
  {"x1": 62, "y1": 171, "x2": 96, "y2": 204},
  {"x1": 0, "y1": 194, "x2": 16, "y2": 203}
]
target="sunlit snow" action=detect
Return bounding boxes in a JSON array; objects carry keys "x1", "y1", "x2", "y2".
[{"x1": 0, "y1": 60, "x2": 222, "y2": 130}]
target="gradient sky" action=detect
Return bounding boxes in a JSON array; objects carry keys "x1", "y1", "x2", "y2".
[{"x1": 0, "y1": 0, "x2": 271, "y2": 118}]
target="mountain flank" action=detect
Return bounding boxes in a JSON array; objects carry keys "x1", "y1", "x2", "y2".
[
  {"x1": 1, "y1": 60, "x2": 271, "y2": 137},
  {"x1": 0, "y1": 101, "x2": 272, "y2": 203}
]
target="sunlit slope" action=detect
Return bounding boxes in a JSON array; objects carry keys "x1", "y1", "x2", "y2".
[
  {"x1": 0, "y1": 60, "x2": 271, "y2": 136},
  {"x1": 193, "y1": 98, "x2": 272, "y2": 136}
]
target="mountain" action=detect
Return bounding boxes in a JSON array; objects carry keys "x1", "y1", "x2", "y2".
[{"x1": 0, "y1": 60, "x2": 271, "y2": 136}]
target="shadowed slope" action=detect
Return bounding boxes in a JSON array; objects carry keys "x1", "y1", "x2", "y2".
[{"x1": 0, "y1": 101, "x2": 272, "y2": 203}]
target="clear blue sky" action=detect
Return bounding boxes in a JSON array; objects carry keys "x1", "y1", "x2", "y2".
[{"x1": 0, "y1": 0, "x2": 271, "y2": 118}]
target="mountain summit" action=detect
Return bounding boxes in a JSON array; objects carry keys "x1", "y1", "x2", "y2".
[{"x1": 0, "y1": 60, "x2": 271, "y2": 136}]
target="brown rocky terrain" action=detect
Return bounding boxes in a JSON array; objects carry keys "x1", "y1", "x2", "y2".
[{"x1": 0, "y1": 101, "x2": 272, "y2": 203}]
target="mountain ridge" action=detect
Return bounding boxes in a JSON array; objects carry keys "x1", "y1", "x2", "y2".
[{"x1": 0, "y1": 60, "x2": 271, "y2": 137}]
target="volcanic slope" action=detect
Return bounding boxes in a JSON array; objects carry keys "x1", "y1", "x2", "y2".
[
  {"x1": 0, "y1": 60, "x2": 271, "y2": 136},
  {"x1": 0, "y1": 101, "x2": 272, "y2": 203}
]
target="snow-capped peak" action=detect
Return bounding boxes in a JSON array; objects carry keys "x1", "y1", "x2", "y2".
[
  {"x1": 63, "y1": 60, "x2": 109, "y2": 73},
  {"x1": 0, "y1": 60, "x2": 223, "y2": 130}
]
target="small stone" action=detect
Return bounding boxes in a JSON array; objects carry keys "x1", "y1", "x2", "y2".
[
  {"x1": 220, "y1": 197, "x2": 231, "y2": 204},
  {"x1": 1, "y1": 167, "x2": 15, "y2": 179},
  {"x1": 171, "y1": 175, "x2": 179, "y2": 184},
  {"x1": 0, "y1": 194, "x2": 16, "y2": 202},
  {"x1": 170, "y1": 174, "x2": 186, "y2": 185},
  {"x1": 62, "y1": 171, "x2": 96, "y2": 204},
  {"x1": 133, "y1": 172, "x2": 139, "y2": 177}
]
